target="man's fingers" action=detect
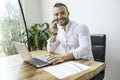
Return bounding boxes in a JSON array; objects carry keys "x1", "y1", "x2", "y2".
[
  {"x1": 52, "y1": 20, "x2": 58, "y2": 28},
  {"x1": 53, "y1": 59, "x2": 59, "y2": 65},
  {"x1": 49, "y1": 58, "x2": 58, "y2": 64},
  {"x1": 47, "y1": 56, "x2": 54, "y2": 61},
  {"x1": 47, "y1": 54, "x2": 56, "y2": 62},
  {"x1": 47, "y1": 55, "x2": 64, "y2": 65},
  {"x1": 52, "y1": 19, "x2": 58, "y2": 24},
  {"x1": 47, "y1": 55, "x2": 58, "y2": 64}
]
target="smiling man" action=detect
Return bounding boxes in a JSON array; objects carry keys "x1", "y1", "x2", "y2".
[{"x1": 47, "y1": 3, "x2": 94, "y2": 65}]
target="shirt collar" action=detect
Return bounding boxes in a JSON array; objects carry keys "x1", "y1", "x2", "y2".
[{"x1": 65, "y1": 20, "x2": 72, "y2": 32}]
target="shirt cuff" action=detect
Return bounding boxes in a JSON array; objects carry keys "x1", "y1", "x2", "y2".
[
  {"x1": 47, "y1": 39, "x2": 57, "y2": 52},
  {"x1": 47, "y1": 39, "x2": 57, "y2": 46},
  {"x1": 69, "y1": 49, "x2": 79, "y2": 59},
  {"x1": 70, "y1": 48, "x2": 88, "y2": 60}
]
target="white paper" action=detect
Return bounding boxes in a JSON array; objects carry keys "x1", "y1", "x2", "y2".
[{"x1": 43, "y1": 61, "x2": 91, "y2": 79}]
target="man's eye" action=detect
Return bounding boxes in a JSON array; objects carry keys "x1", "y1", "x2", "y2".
[{"x1": 55, "y1": 14, "x2": 58, "y2": 16}]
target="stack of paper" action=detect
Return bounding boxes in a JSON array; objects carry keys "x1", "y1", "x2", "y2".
[{"x1": 43, "y1": 61, "x2": 91, "y2": 79}]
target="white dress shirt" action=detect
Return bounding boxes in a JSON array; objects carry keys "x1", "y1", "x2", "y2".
[{"x1": 47, "y1": 20, "x2": 94, "y2": 60}]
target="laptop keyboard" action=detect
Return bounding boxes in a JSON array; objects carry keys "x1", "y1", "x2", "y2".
[{"x1": 33, "y1": 58, "x2": 48, "y2": 65}]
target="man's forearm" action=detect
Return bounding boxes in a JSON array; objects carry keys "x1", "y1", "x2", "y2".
[{"x1": 63, "y1": 53, "x2": 75, "y2": 61}]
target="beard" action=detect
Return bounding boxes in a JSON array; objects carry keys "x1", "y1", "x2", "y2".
[{"x1": 57, "y1": 18, "x2": 69, "y2": 26}]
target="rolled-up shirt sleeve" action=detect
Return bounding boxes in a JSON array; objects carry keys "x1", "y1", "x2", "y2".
[
  {"x1": 47, "y1": 38, "x2": 60, "y2": 52},
  {"x1": 71, "y1": 25, "x2": 93, "y2": 60}
]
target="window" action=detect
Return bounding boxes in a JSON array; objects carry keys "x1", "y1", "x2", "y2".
[{"x1": 0, "y1": 0, "x2": 21, "y2": 56}]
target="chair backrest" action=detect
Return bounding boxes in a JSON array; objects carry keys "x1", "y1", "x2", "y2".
[{"x1": 91, "y1": 34, "x2": 106, "y2": 62}]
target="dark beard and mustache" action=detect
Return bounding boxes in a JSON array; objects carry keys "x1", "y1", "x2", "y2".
[{"x1": 57, "y1": 18, "x2": 69, "y2": 26}]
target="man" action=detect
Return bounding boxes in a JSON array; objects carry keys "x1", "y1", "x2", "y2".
[{"x1": 47, "y1": 3, "x2": 94, "y2": 65}]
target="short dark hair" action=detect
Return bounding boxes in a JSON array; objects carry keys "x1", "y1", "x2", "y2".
[{"x1": 54, "y1": 3, "x2": 69, "y2": 12}]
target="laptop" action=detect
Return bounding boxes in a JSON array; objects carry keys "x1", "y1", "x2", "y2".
[{"x1": 12, "y1": 41, "x2": 50, "y2": 68}]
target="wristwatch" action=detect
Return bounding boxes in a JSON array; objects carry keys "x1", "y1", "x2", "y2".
[{"x1": 52, "y1": 32, "x2": 57, "y2": 35}]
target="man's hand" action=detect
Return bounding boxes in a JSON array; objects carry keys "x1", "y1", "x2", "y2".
[
  {"x1": 47, "y1": 54, "x2": 65, "y2": 65},
  {"x1": 51, "y1": 19, "x2": 58, "y2": 33},
  {"x1": 50, "y1": 19, "x2": 58, "y2": 42}
]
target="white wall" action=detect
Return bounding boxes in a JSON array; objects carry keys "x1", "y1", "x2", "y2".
[
  {"x1": 21, "y1": 0, "x2": 41, "y2": 28},
  {"x1": 40, "y1": 0, "x2": 120, "y2": 80}
]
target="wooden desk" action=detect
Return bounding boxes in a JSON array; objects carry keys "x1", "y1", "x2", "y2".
[{"x1": 0, "y1": 50, "x2": 105, "y2": 80}]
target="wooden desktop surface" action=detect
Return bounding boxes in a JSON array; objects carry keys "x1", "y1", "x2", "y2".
[{"x1": 0, "y1": 50, "x2": 106, "y2": 80}]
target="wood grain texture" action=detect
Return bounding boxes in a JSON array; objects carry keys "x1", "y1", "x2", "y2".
[{"x1": 0, "y1": 50, "x2": 105, "y2": 80}]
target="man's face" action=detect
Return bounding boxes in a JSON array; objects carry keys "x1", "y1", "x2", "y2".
[{"x1": 53, "y1": 6, "x2": 69, "y2": 26}]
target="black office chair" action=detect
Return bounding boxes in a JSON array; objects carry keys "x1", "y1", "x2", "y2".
[{"x1": 90, "y1": 34, "x2": 106, "y2": 80}]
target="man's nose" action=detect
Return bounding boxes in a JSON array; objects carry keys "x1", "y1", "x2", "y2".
[{"x1": 57, "y1": 14, "x2": 62, "y2": 19}]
